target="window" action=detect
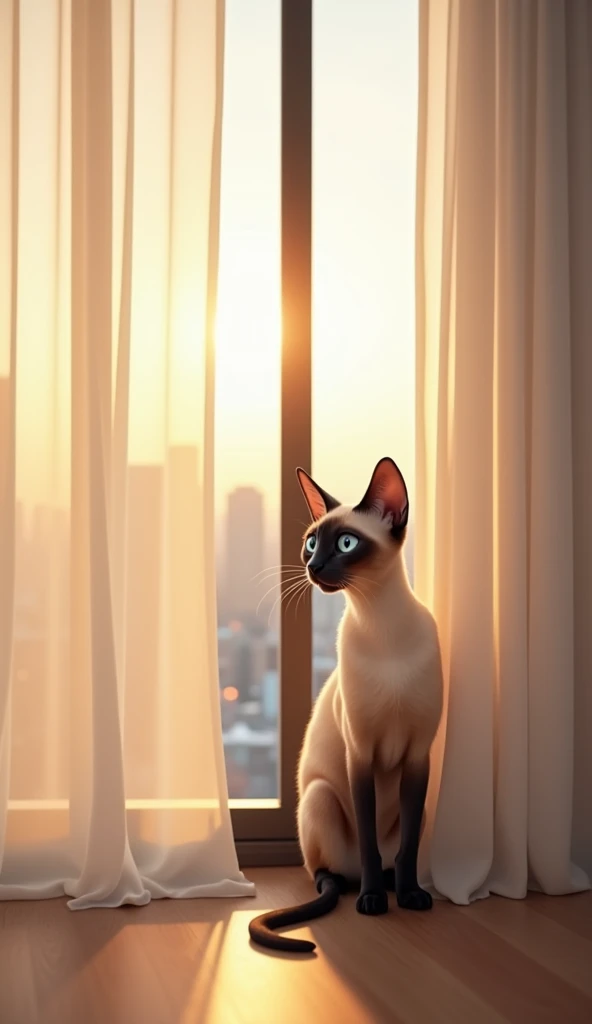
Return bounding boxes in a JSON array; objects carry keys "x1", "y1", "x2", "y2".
[
  {"x1": 6, "y1": 0, "x2": 418, "y2": 858},
  {"x1": 221, "y1": 0, "x2": 419, "y2": 855},
  {"x1": 312, "y1": 0, "x2": 418, "y2": 698},
  {"x1": 219, "y1": 0, "x2": 311, "y2": 849},
  {"x1": 216, "y1": 0, "x2": 281, "y2": 806}
]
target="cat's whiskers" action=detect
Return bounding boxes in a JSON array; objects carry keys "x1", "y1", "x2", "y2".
[
  {"x1": 267, "y1": 575, "x2": 309, "y2": 628},
  {"x1": 285, "y1": 577, "x2": 311, "y2": 617},
  {"x1": 353, "y1": 573, "x2": 380, "y2": 589},
  {"x1": 256, "y1": 573, "x2": 304, "y2": 616},
  {"x1": 251, "y1": 564, "x2": 302, "y2": 582},
  {"x1": 255, "y1": 568, "x2": 304, "y2": 588},
  {"x1": 293, "y1": 579, "x2": 312, "y2": 618}
]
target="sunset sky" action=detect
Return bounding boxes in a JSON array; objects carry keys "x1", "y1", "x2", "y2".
[
  {"x1": 216, "y1": 0, "x2": 418, "y2": 524},
  {"x1": 3, "y1": 0, "x2": 418, "y2": 532}
]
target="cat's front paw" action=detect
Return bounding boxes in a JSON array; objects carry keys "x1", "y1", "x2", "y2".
[
  {"x1": 396, "y1": 887, "x2": 432, "y2": 911},
  {"x1": 356, "y1": 889, "x2": 389, "y2": 915}
]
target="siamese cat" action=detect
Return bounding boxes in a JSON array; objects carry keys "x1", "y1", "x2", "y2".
[{"x1": 249, "y1": 458, "x2": 443, "y2": 954}]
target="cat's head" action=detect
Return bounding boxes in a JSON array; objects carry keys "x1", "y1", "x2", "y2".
[{"x1": 296, "y1": 457, "x2": 409, "y2": 594}]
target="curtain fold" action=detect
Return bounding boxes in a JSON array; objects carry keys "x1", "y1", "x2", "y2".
[
  {"x1": 416, "y1": 0, "x2": 591, "y2": 903},
  {"x1": 0, "y1": 0, "x2": 253, "y2": 907},
  {"x1": 0, "y1": 0, "x2": 19, "y2": 869}
]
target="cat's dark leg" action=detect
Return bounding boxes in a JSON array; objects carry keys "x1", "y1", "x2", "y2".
[
  {"x1": 349, "y1": 761, "x2": 388, "y2": 915},
  {"x1": 395, "y1": 757, "x2": 432, "y2": 910},
  {"x1": 382, "y1": 867, "x2": 396, "y2": 892}
]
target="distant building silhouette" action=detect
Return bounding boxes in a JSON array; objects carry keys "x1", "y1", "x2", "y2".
[
  {"x1": 124, "y1": 463, "x2": 163, "y2": 797},
  {"x1": 166, "y1": 445, "x2": 213, "y2": 799},
  {"x1": 10, "y1": 502, "x2": 70, "y2": 798},
  {"x1": 225, "y1": 486, "x2": 265, "y2": 621},
  {"x1": 5, "y1": 439, "x2": 416, "y2": 803}
]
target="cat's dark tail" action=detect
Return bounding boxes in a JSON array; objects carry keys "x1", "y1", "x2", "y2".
[{"x1": 248, "y1": 870, "x2": 347, "y2": 954}]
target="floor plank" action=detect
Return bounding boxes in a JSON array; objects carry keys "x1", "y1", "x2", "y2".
[
  {"x1": 0, "y1": 868, "x2": 591, "y2": 1024},
  {"x1": 459, "y1": 894, "x2": 592, "y2": 1000}
]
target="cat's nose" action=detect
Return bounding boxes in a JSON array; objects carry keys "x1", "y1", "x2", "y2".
[{"x1": 308, "y1": 561, "x2": 325, "y2": 579}]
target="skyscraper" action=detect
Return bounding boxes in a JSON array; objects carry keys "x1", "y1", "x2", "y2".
[
  {"x1": 10, "y1": 502, "x2": 70, "y2": 799},
  {"x1": 124, "y1": 463, "x2": 163, "y2": 797},
  {"x1": 225, "y1": 486, "x2": 265, "y2": 621},
  {"x1": 165, "y1": 444, "x2": 211, "y2": 798}
]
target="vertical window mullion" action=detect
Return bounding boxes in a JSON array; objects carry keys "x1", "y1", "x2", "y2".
[
  {"x1": 279, "y1": 0, "x2": 313, "y2": 838},
  {"x1": 231, "y1": 0, "x2": 312, "y2": 849}
]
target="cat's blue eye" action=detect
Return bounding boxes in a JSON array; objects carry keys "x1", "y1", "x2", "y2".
[
  {"x1": 305, "y1": 534, "x2": 317, "y2": 554},
  {"x1": 337, "y1": 533, "x2": 359, "y2": 554}
]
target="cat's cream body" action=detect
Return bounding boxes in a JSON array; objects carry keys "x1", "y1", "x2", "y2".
[
  {"x1": 249, "y1": 458, "x2": 443, "y2": 954},
  {"x1": 297, "y1": 506, "x2": 443, "y2": 881}
]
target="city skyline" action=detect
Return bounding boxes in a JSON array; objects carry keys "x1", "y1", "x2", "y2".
[
  {"x1": 11, "y1": 466, "x2": 415, "y2": 595},
  {"x1": 2, "y1": 0, "x2": 418, "y2": 804},
  {"x1": 7, "y1": 452, "x2": 415, "y2": 801},
  {"x1": 3, "y1": 353, "x2": 415, "y2": 546}
]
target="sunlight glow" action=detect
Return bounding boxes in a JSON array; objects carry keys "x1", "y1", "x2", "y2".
[{"x1": 202, "y1": 911, "x2": 376, "y2": 1023}]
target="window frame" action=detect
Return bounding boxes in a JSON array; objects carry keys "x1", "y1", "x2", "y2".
[{"x1": 231, "y1": 0, "x2": 312, "y2": 862}]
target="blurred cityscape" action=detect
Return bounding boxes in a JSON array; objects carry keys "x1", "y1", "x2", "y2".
[
  {"x1": 216, "y1": 487, "x2": 413, "y2": 797},
  {"x1": 2, "y1": 373, "x2": 414, "y2": 802}
]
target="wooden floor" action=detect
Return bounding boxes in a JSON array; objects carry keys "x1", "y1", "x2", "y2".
[{"x1": 1, "y1": 868, "x2": 591, "y2": 1024}]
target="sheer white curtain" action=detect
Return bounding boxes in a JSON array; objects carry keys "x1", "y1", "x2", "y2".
[
  {"x1": 416, "y1": 0, "x2": 591, "y2": 902},
  {"x1": 0, "y1": 0, "x2": 254, "y2": 906}
]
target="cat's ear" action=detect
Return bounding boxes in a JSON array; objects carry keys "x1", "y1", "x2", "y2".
[
  {"x1": 296, "y1": 468, "x2": 341, "y2": 521},
  {"x1": 353, "y1": 457, "x2": 409, "y2": 531}
]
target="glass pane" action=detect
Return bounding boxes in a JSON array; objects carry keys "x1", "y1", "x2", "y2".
[
  {"x1": 216, "y1": 0, "x2": 281, "y2": 798},
  {"x1": 312, "y1": 0, "x2": 419, "y2": 699}
]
